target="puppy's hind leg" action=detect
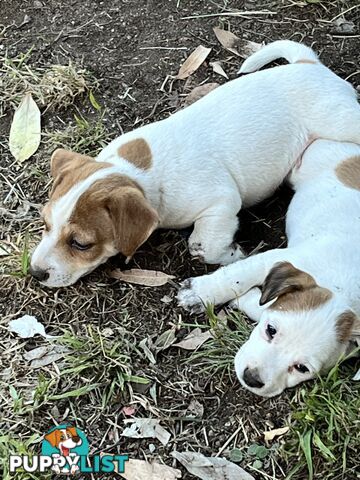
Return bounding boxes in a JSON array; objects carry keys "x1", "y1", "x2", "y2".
[
  {"x1": 313, "y1": 93, "x2": 360, "y2": 145},
  {"x1": 189, "y1": 201, "x2": 244, "y2": 265}
]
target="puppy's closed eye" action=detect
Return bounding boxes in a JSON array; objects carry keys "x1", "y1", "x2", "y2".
[{"x1": 69, "y1": 238, "x2": 93, "y2": 251}]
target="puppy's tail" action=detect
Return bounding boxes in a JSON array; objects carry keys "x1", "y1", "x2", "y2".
[{"x1": 239, "y1": 40, "x2": 319, "y2": 74}]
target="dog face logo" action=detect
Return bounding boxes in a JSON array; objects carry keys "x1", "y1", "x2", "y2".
[
  {"x1": 10, "y1": 424, "x2": 128, "y2": 475},
  {"x1": 45, "y1": 426, "x2": 82, "y2": 456},
  {"x1": 42, "y1": 425, "x2": 89, "y2": 475}
]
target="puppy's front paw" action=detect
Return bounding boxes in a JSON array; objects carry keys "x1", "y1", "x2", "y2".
[
  {"x1": 220, "y1": 243, "x2": 245, "y2": 265},
  {"x1": 189, "y1": 241, "x2": 205, "y2": 262},
  {"x1": 177, "y1": 278, "x2": 206, "y2": 313}
]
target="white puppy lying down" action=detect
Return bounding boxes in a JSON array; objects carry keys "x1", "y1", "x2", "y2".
[
  {"x1": 30, "y1": 40, "x2": 360, "y2": 287},
  {"x1": 178, "y1": 139, "x2": 360, "y2": 397}
]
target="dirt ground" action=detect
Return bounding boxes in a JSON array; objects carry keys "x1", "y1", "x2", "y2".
[{"x1": 1, "y1": 1, "x2": 359, "y2": 479}]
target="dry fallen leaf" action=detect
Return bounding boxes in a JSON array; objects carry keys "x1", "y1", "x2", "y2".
[
  {"x1": 264, "y1": 426, "x2": 289, "y2": 442},
  {"x1": 172, "y1": 451, "x2": 254, "y2": 480},
  {"x1": 332, "y1": 17, "x2": 355, "y2": 34},
  {"x1": 210, "y1": 61, "x2": 228, "y2": 79},
  {"x1": 8, "y1": 315, "x2": 56, "y2": 339},
  {"x1": 9, "y1": 93, "x2": 41, "y2": 162},
  {"x1": 173, "y1": 328, "x2": 212, "y2": 351},
  {"x1": 213, "y1": 27, "x2": 262, "y2": 59},
  {"x1": 139, "y1": 338, "x2": 157, "y2": 364},
  {"x1": 154, "y1": 327, "x2": 177, "y2": 352},
  {"x1": 119, "y1": 459, "x2": 182, "y2": 480},
  {"x1": 109, "y1": 268, "x2": 175, "y2": 286},
  {"x1": 176, "y1": 45, "x2": 212, "y2": 80},
  {"x1": 213, "y1": 27, "x2": 240, "y2": 56},
  {"x1": 122, "y1": 418, "x2": 171, "y2": 446},
  {"x1": 182, "y1": 83, "x2": 219, "y2": 108},
  {"x1": 23, "y1": 345, "x2": 68, "y2": 368}
]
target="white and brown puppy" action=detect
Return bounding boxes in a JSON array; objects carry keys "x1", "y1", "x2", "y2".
[
  {"x1": 178, "y1": 139, "x2": 360, "y2": 397},
  {"x1": 30, "y1": 40, "x2": 360, "y2": 287}
]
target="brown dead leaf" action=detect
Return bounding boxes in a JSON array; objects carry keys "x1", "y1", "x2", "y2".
[
  {"x1": 173, "y1": 328, "x2": 212, "y2": 350},
  {"x1": 264, "y1": 426, "x2": 289, "y2": 442},
  {"x1": 210, "y1": 61, "x2": 228, "y2": 79},
  {"x1": 213, "y1": 27, "x2": 262, "y2": 59},
  {"x1": 109, "y1": 269, "x2": 175, "y2": 286},
  {"x1": 182, "y1": 83, "x2": 219, "y2": 107},
  {"x1": 119, "y1": 459, "x2": 182, "y2": 480},
  {"x1": 176, "y1": 45, "x2": 212, "y2": 80},
  {"x1": 213, "y1": 27, "x2": 240, "y2": 56}
]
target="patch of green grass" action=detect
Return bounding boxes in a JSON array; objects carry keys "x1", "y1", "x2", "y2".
[
  {"x1": 0, "y1": 433, "x2": 50, "y2": 480},
  {"x1": 8, "y1": 234, "x2": 30, "y2": 278},
  {"x1": 44, "y1": 108, "x2": 112, "y2": 157},
  {"x1": 188, "y1": 305, "x2": 251, "y2": 377},
  {"x1": 284, "y1": 361, "x2": 360, "y2": 480},
  {"x1": 0, "y1": 49, "x2": 98, "y2": 114},
  {"x1": 60, "y1": 326, "x2": 149, "y2": 409}
]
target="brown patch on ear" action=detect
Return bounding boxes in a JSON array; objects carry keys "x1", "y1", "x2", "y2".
[
  {"x1": 336, "y1": 311, "x2": 357, "y2": 343},
  {"x1": 261, "y1": 262, "x2": 332, "y2": 311},
  {"x1": 118, "y1": 139, "x2": 152, "y2": 170},
  {"x1": 335, "y1": 155, "x2": 360, "y2": 191},
  {"x1": 49, "y1": 149, "x2": 112, "y2": 201},
  {"x1": 260, "y1": 262, "x2": 317, "y2": 305},
  {"x1": 44, "y1": 429, "x2": 61, "y2": 448},
  {"x1": 296, "y1": 59, "x2": 317, "y2": 64},
  {"x1": 108, "y1": 186, "x2": 159, "y2": 257},
  {"x1": 69, "y1": 174, "x2": 158, "y2": 260}
]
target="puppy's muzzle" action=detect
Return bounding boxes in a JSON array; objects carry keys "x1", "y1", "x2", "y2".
[
  {"x1": 29, "y1": 266, "x2": 49, "y2": 282},
  {"x1": 243, "y1": 367, "x2": 265, "y2": 389}
]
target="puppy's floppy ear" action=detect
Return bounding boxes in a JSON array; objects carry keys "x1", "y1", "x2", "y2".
[
  {"x1": 44, "y1": 429, "x2": 61, "y2": 448},
  {"x1": 50, "y1": 148, "x2": 93, "y2": 178},
  {"x1": 336, "y1": 310, "x2": 359, "y2": 343},
  {"x1": 350, "y1": 314, "x2": 360, "y2": 342},
  {"x1": 107, "y1": 187, "x2": 159, "y2": 258},
  {"x1": 260, "y1": 262, "x2": 317, "y2": 305}
]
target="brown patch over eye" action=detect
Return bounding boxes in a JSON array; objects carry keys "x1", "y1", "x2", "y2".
[
  {"x1": 335, "y1": 155, "x2": 360, "y2": 191},
  {"x1": 118, "y1": 138, "x2": 152, "y2": 170}
]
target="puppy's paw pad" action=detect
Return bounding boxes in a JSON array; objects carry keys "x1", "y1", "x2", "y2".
[
  {"x1": 177, "y1": 279, "x2": 205, "y2": 313},
  {"x1": 189, "y1": 242, "x2": 205, "y2": 261}
]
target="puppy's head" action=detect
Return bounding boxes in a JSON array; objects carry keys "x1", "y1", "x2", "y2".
[
  {"x1": 45, "y1": 426, "x2": 82, "y2": 451},
  {"x1": 30, "y1": 149, "x2": 159, "y2": 287},
  {"x1": 235, "y1": 262, "x2": 360, "y2": 397}
]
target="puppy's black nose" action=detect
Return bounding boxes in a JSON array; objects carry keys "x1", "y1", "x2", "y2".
[
  {"x1": 29, "y1": 266, "x2": 49, "y2": 282},
  {"x1": 243, "y1": 367, "x2": 265, "y2": 389}
]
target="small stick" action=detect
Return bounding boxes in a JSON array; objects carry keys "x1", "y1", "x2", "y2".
[{"x1": 182, "y1": 10, "x2": 276, "y2": 20}]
